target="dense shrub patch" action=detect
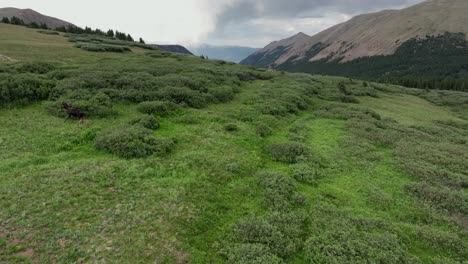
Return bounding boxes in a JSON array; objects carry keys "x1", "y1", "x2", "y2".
[
  {"x1": 44, "y1": 91, "x2": 115, "y2": 118},
  {"x1": 405, "y1": 183, "x2": 467, "y2": 215},
  {"x1": 0, "y1": 73, "x2": 56, "y2": 104},
  {"x1": 79, "y1": 44, "x2": 131, "y2": 52},
  {"x1": 16, "y1": 62, "x2": 56, "y2": 74},
  {"x1": 137, "y1": 101, "x2": 178, "y2": 115},
  {"x1": 223, "y1": 243, "x2": 283, "y2": 264},
  {"x1": 94, "y1": 125, "x2": 174, "y2": 158},
  {"x1": 129, "y1": 115, "x2": 160, "y2": 130},
  {"x1": 290, "y1": 163, "x2": 322, "y2": 184},
  {"x1": 267, "y1": 142, "x2": 310, "y2": 163},
  {"x1": 208, "y1": 86, "x2": 235, "y2": 103},
  {"x1": 257, "y1": 171, "x2": 297, "y2": 210}
]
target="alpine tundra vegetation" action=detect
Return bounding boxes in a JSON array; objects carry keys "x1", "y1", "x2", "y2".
[{"x1": 0, "y1": 1, "x2": 467, "y2": 263}]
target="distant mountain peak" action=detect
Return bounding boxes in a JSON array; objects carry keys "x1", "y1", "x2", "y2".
[
  {"x1": 0, "y1": 7, "x2": 75, "y2": 29},
  {"x1": 242, "y1": 0, "x2": 468, "y2": 66}
]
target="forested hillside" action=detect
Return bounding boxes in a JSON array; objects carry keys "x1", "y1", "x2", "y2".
[{"x1": 280, "y1": 33, "x2": 468, "y2": 91}]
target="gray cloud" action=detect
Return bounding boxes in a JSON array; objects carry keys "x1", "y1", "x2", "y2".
[{"x1": 207, "y1": 0, "x2": 425, "y2": 46}]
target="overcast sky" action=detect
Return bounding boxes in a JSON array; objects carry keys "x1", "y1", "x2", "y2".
[{"x1": 1, "y1": 0, "x2": 425, "y2": 47}]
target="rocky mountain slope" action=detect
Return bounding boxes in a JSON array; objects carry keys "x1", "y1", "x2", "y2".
[
  {"x1": 241, "y1": 0, "x2": 468, "y2": 67},
  {"x1": 0, "y1": 7, "x2": 74, "y2": 29}
]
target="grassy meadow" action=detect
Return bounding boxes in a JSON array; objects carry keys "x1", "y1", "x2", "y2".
[{"x1": 0, "y1": 23, "x2": 467, "y2": 263}]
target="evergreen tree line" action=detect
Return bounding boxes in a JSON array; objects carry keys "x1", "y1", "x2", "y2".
[
  {"x1": 1, "y1": 16, "x2": 145, "y2": 44},
  {"x1": 280, "y1": 32, "x2": 468, "y2": 92},
  {"x1": 1, "y1": 16, "x2": 48, "y2": 29}
]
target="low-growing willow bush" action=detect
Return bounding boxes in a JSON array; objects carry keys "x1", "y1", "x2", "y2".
[
  {"x1": 0, "y1": 73, "x2": 56, "y2": 104},
  {"x1": 94, "y1": 125, "x2": 174, "y2": 158},
  {"x1": 137, "y1": 100, "x2": 178, "y2": 115},
  {"x1": 208, "y1": 86, "x2": 235, "y2": 103},
  {"x1": 341, "y1": 95, "x2": 360, "y2": 104},
  {"x1": 256, "y1": 123, "x2": 273, "y2": 138},
  {"x1": 16, "y1": 62, "x2": 56, "y2": 74},
  {"x1": 304, "y1": 230, "x2": 413, "y2": 264},
  {"x1": 158, "y1": 86, "x2": 208, "y2": 108},
  {"x1": 75, "y1": 43, "x2": 131, "y2": 53},
  {"x1": 267, "y1": 142, "x2": 310, "y2": 163},
  {"x1": 257, "y1": 171, "x2": 298, "y2": 210},
  {"x1": 290, "y1": 163, "x2": 323, "y2": 184},
  {"x1": 222, "y1": 243, "x2": 283, "y2": 264},
  {"x1": 44, "y1": 91, "x2": 115, "y2": 118},
  {"x1": 232, "y1": 213, "x2": 306, "y2": 259},
  {"x1": 405, "y1": 183, "x2": 467, "y2": 215},
  {"x1": 129, "y1": 115, "x2": 160, "y2": 130}
]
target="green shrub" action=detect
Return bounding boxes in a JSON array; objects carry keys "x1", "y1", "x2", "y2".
[
  {"x1": 341, "y1": 95, "x2": 360, "y2": 104},
  {"x1": 129, "y1": 115, "x2": 160, "y2": 130},
  {"x1": 338, "y1": 82, "x2": 351, "y2": 95},
  {"x1": 94, "y1": 125, "x2": 174, "y2": 158},
  {"x1": 257, "y1": 171, "x2": 297, "y2": 210},
  {"x1": 137, "y1": 101, "x2": 178, "y2": 115},
  {"x1": 259, "y1": 100, "x2": 288, "y2": 116},
  {"x1": 77, "y1": 43, "x2": 131, "y2": 53},
  {"x1": 290, "y1": 163, "x2": 322, "y2": 184},
  {"x1": 80, "y1": 127, "x2": 102, "y2": 143},
  {"x1": 0, "y1": 73, "x2": 56, "y2": 104},
  {"x1": 256, "y1": 123, "x2": 273, "y2": 137},
  {"x1": 304, "y1": 231, "x2": 413, "y2": 264},
  {"x1": 267, "y1": 142, "x2": 310, "y2": 163},
  {"x1": 232, "y1": 211, "x2": 306, "y2": 258},
  {"x1": 288, "y1": 122, "x2": 309, "y2": 143},
  {"x1": 405, "y1": 183, "x2": 467, "y2": 215},
  {"x1": 158, "y1": 87, "x2": 207, "y2": 108},
  {"x1": 224, "y1": 244, "x2": 283, "y2": 264},
  {"x1": 16, "y1": 62, "x2": 56, "y2": 74},
  {"x1": 45, "y1": 91, "x2": 115, "y2": 118},
  {"x1": 209, "y1": 86, "x2": 235, "y2": 103},
  {"x1": 224, "y1": 123, "x2": 239, "y2": 132}
]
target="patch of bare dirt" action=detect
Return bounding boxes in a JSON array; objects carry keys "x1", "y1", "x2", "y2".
[{"x1": 14, "y1": 248, "x2": 35, "y2": 258}]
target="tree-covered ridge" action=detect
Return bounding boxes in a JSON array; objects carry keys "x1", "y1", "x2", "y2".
[
  {"x1": 1, "y1": 15, "x2": 140, "y2": 43},
  {"x1": 280, "y1": 32, "x2": 468, "y2": 91}
]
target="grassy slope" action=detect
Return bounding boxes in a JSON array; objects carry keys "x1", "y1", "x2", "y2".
[{"x1": 0, "y1": 24, "x2": 467, "y2": 263}]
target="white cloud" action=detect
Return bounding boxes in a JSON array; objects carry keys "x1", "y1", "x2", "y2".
[
  {"x1": 1, "y1": 0, "x2": 217, "y2": 44},
  {"x1": 0, "y1": 0, "x2": 425, "y2": 47}
]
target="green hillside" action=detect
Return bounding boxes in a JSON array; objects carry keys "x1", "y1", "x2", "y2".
[
  {"x1": 279, "y1": 33, "x2": 468, "y2": 92},
  {"x1": 0, "y1": 23, "x2": 467, "y2": 263}
]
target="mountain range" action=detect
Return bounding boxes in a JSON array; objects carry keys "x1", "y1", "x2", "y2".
[
  {"x1": 241, "y1": 0, "x2": 468, "y2": 90},
  {"x1": 188, "y1": 44, "x2": 257, "y2": 63}
]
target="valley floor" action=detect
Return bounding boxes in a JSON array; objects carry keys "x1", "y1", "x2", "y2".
[
  {"x1": 1, "y1": 79, "x2": 467, "y2": 263},
  {"x1": 0, "y1": 23, "x2": 466, "y2": 263}
]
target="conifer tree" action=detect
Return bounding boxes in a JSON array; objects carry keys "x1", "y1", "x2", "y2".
[
  {"x1": 1, "y1": 17, "x2": 10, "y2": 24},
  {"x1": 10, "y1": 16, "x2": 24, "y2": 25},
  {"x1": 107, "y1": 29, "x2": 115, "y2": 38}
]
